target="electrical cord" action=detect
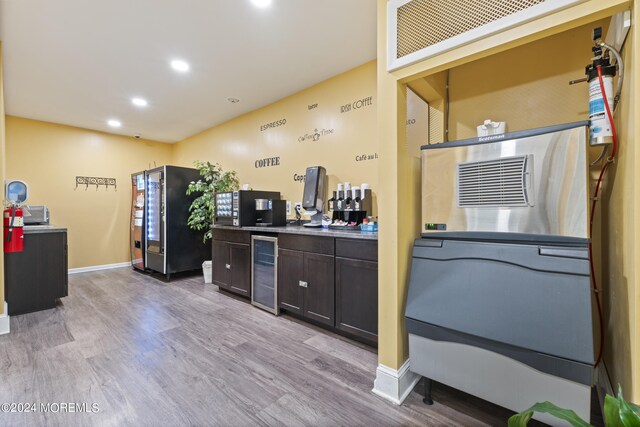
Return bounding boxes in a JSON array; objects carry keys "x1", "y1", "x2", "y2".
[
  {"x1": 589, "y1": 64, "x2": 618, "y2": 367},
  {"x1": 590, "y1": 145, "x2": 608, "y2": 166},
  {"x1": 600, "y1": 42, "x2": 624, "y2": 115}
]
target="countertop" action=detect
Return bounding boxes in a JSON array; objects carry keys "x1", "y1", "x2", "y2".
[
  {"x1": 24, "y1": 224, "x2": 68, "y2": 234},
  {"x1": 212, "y1": 224, "x2": 377, "y2": 240}
]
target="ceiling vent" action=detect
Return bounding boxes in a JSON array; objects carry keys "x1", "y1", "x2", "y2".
[{"x1": 387, "y1": 0, "x2": 585, "y2": 71}]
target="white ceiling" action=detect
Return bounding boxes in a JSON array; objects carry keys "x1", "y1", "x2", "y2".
[{"x1": 0, "y1": 0, "x2": 376, "y2": 142}]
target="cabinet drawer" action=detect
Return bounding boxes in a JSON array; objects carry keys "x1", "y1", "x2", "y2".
[
  {"x1": 212, "y1": 228, "x2": 251, "y2": 244},
  {"x1": 336, "y1": 238, "x2": 377, "y2": 262},
  {"x1": 279, "y1": 234, "x2": 334, "y2": 255}
]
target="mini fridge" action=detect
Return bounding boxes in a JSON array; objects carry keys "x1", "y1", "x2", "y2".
[{"x1": 251, "y1": 235, "x2": 278, "y2": 314}]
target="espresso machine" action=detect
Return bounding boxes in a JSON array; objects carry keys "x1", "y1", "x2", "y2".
[{"x1": 255, "y1": 199, "x2": 286, "y2": 227}]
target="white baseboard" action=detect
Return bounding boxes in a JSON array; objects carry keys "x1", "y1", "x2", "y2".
[
  {"x1": 69, "y1": 261, "x2": 130, "y2": 275},
  {"x1": 0, "y1": 302, "x2": 10, "y2": 335},
  {"x1": 372, "y1": 359, "x2": 421, "y2": 405}
]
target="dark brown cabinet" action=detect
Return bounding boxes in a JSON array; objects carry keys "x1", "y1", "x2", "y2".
[
  {"x1": 212, "y1": 230, "x2": 251, "y2": 297},
  {"x1": 5, "y1": 229, "x2": 68, "y2": 316},
  {"x1": 278, "y1": 235, "x2": 335, "y2": 327},
  {"x1": 229, "y1": 243, "x2": 250, "y2": 295},
  {"x1": 278, "y1": 249, "x2": 303, "y2": 314},
  {"x1": 211, "y1": 227, "x2": 378, "y2": 346},
  {"x1": 335, "y1": 239, "x2": 378, "y2": 343},
  {"x1": 303, "y1": 252, "x2": 334, "y2": 326}
]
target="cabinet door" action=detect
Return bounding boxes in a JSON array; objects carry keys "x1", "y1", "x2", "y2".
[
  {"x1": 229, "y1": 243, "x2": 251, "y2": 296},
  {"x1": 303, "y1": 252, "x2": 335, "y2": 327},
  {"x1": 278, "y1": 249, "x2": 304, "y2": 315},
  {"x1": 336, "y1": 257, "x2": 378, "y2": 343},
  {"x1": 212, "y1": 240, "x2": 230, "y2": 289}
]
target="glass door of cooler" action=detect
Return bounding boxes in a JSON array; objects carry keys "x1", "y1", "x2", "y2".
[
  {"x1": 251, "y1": 236, "x2": 278, "y2": 314},
  {"x1": 146, "y1": 170, "x2": 164, "y2": 258},
  {"x1": 130, "y1": 172, "x2": 146, "y2": 270}
]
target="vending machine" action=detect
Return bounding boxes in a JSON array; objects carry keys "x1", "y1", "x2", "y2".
[
  {"x1": 130, "y1": 172, "x2": 146, "y2": 271},
  {"x1": 130, "y1": 165, "x2": 209, "y2": 279}
]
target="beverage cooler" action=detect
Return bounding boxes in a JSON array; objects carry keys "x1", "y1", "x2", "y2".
[{"x1": 130, "y1": 165, "x2": 209, "y2": 279}]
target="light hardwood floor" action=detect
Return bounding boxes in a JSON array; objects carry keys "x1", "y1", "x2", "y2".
[{"x1": 0, "y1": 267, "x2": 536, "y2": 426}]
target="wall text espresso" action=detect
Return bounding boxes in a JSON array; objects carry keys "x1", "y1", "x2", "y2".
[{"x1": 260, "y1": 118, "x2": 287, "y2": 132}]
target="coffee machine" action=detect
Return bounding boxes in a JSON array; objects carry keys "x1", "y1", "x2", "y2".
[
  {"x1": 255, "y1": 199, "x2": 286, "y2": 227},
  {"x1": 214, "y1": 190, "x2": 280, "y2": 226},
  {"x1": 302, "y1": 166, "x2": 327, "y2": 228}
]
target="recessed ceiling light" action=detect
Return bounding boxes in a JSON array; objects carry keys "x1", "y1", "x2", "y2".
[
  {"x1": 251, "y1": 0, "x2": 272, "y2": 8},
  {"x1": 107, "y1": 119, "x2": 122, "y2": 128},
  {"x1": 227, "y1": 97, "x2": 240, "y2": 103},
  {"x1": 170, "y1": 59, "x2": 190, "y2": 72},
  {"x1": 131, "y1": 97, "x2": 148, "y2": 107}
]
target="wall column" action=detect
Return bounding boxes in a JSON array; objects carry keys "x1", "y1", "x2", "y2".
[
  {"x1": 0, "y1": 41, "x2": 8, "y2": 334},
  {"x1": 373, "y1": 0, "x2": 422, "y2": 404}
]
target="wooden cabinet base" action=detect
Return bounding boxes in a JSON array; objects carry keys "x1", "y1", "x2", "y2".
[
  {"x1": 212, "y1": 233, "x2": 251, "y2": 298},
  {"x1": 5, "y1": 231, "x2": 68, "y2": 316}
]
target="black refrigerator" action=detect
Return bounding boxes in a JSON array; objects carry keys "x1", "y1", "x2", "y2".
[{"x1": 130, "y1": 165, "x2": 209, "y2": 279}]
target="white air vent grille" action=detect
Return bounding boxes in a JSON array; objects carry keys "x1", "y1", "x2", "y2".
[
  {"x1": 457, "y1": 156, "x2": 530, "y2": 207},
  {"x1": 397, "y1": 0, "x2": 545, "y2": 58},
  {"x1": 388, "y1": 0, "x2": 584, "y2": 71}
]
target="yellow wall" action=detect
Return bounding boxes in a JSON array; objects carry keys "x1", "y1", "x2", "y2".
[
  {"x1": 5, "y1": 116, "x2": 172, "y2": 269},
  {"x1": 377, "y1": 0, "x2": 639, "y2": 403},
  {"x1": 172, "y1": 61, "x2": 378, "y2": 213},
  {"x1": 602, "y1": 21, "x2": 637, "y2": 400},
  {"x1": 448, "y1": 21, "x2": 606, "y2": 140},
  {"x1": 0, "y1": 42, "x2": 5, "y2": 315}
]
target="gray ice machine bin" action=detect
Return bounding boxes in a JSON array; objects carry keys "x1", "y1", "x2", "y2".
[{"x1": 406, "y1": 237, "x2": 594, "y2": 385}]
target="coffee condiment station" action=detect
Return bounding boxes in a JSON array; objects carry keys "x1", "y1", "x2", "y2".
[{"x1": 328, "y1": 182, "x2": 373, "y2": 231}]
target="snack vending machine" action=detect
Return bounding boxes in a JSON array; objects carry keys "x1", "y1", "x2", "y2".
[{"x1": 130, "y1": 172, "x2": 146, "y2": 271}]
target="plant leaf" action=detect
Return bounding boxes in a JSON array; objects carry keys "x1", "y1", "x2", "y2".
[
  {"x1": 187, "y1": 160, "x2": 239, "y2": 242},
  {"x1": 617, "y1": 386, "x2": 640, "y2": 427},
  {"x1": 508, "y1": 410, "x2": 534, "y2": 427},
  {"x1": 605, "y1": 394, "x2": 624, "y2": 427},
  {"x1": 508, "y1": 402, "x2": 591, "y2": 427}
]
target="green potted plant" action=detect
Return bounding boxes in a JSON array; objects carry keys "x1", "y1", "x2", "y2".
[
  {"x1": 508, "y1": 385, "x2": 640, "y2": 427},
  {"x1": 186, "y1": 161, "x2": 239, "y2": 283}
]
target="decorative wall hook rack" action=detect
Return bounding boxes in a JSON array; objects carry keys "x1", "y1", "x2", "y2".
[{"x1": 76, "y1": 176, "x2": 117, "y2": 191}]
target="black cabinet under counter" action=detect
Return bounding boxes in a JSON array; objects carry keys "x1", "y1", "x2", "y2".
[
  {"x1": 5, "y1": 225, "x2": 68, "y2": 316},
  {"x1": 211, "y1": 224, "x2": 378, "y2": 346},
  {"x1": 211, "y1": 228, "x2": 251, "y2": 297}
]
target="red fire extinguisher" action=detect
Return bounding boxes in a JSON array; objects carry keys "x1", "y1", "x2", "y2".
[{"x1": 4, "y1": 205, "x2": 24, "y2": 252}]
